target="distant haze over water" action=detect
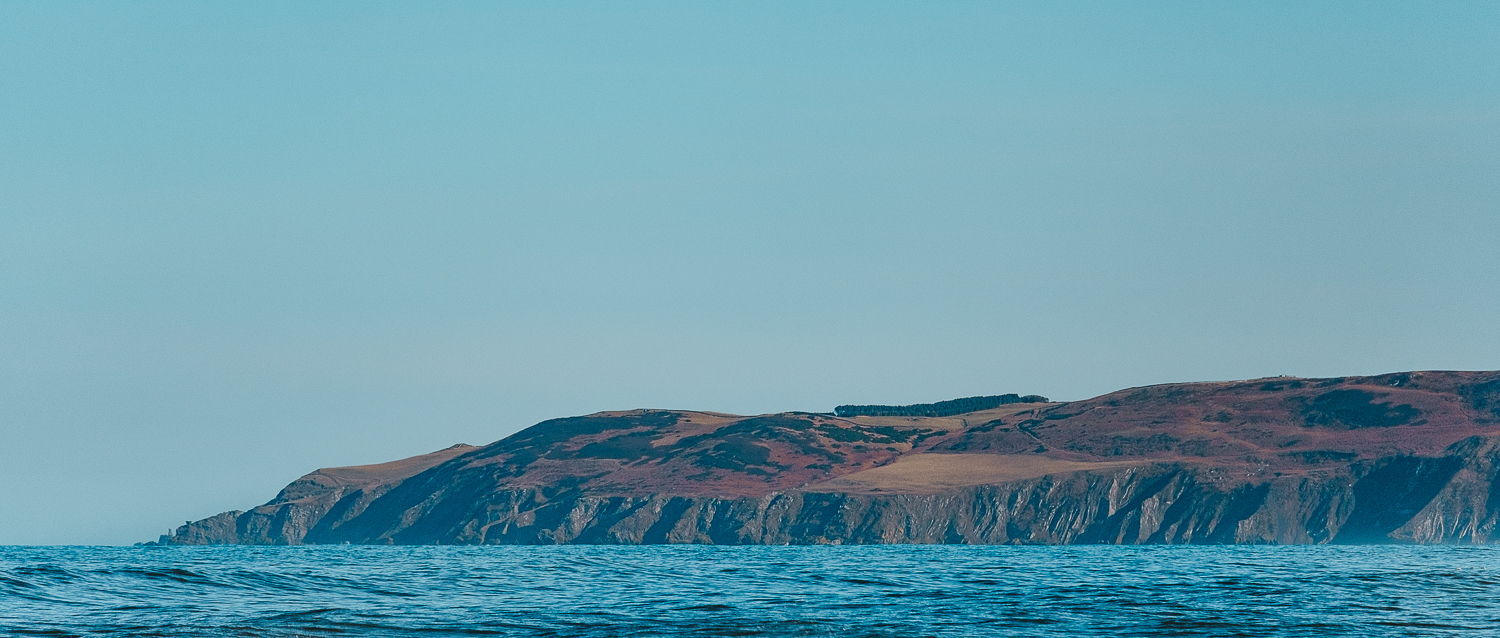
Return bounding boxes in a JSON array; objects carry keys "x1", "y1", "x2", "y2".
[{"x1": 2, "y1": 3, "x2": 1497, "y2": 545}]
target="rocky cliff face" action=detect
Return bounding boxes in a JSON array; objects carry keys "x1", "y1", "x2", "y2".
[
  {"x1": 160, "y1": 371, "x2": 1500, "y2": 545},
  {"x1": 160, "y1": 444, "x2": 475, "y2": 545}
]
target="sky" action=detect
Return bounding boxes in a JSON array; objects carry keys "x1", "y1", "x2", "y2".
[{"x1": 2, "y1": 2, "x2": 1498, "y2": 545}]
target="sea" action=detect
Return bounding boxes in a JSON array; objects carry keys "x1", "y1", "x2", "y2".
[{"x1": 2, "y1": 545, "x2": 1497, "y2": 637}]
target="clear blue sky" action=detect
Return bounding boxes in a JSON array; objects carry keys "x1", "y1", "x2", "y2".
[{"x1": 3, "y1": 2, "x2": 1497, "y2": 545}]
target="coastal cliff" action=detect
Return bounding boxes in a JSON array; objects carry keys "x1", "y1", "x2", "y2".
[{"x1": 159, "y1": 370, "x2": 1500, "y2": 545}]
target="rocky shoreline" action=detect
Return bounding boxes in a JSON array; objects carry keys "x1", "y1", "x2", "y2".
[{"x1": 157, "y1": 370, "x2": 1500, "y2": 545}]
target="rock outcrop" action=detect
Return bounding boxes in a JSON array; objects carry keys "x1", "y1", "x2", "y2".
[
  {"x1": 158, "y1": 370, "x2": 1500, "y2": 545},
  {"x1": 161, "y1": 444, "x2": 475, "y2": 545}
]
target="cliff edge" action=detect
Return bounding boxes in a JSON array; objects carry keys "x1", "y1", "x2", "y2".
[{"x1": 157, "y1": 370, "x2": 1500, "y2": 545}]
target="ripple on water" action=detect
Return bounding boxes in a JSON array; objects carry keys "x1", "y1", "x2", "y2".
[{"x1": 2, "y1": 545, "x2": 1499, "y2": 637}]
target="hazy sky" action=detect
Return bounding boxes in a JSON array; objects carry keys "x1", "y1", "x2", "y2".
[{"x1": 3, "y1": 2, "x2": 1498, "y2": 545}]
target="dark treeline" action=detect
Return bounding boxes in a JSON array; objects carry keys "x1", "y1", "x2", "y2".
[{"x1": 834, "y1": 394, "x2": 1050, "y2": 418}]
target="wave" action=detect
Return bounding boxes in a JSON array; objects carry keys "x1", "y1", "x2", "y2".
[{"x1": 3, "y1": 545, "x2": 1499, "y2": 636}]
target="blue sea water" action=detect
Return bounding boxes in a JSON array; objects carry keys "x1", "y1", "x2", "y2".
[{"x1": 2, "y1": 545, "x2": 1497, "y2": 636}]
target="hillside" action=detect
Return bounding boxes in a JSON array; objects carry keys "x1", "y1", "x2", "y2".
[{"x1": 157, "y1": 370, "x2": 1500, "y2": 545}]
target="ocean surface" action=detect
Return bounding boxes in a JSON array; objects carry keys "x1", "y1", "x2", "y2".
[{"x1": 3, "y1": 545, "x2": 1498, "y2": 637}]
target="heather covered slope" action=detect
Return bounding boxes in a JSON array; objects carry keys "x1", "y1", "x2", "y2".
[
  {"x1": 935, "y1": 370, "x2": 1500, "y2": 484},
  {"x1": 159, "y1": 370, "x2": 1500, "y2": 545}
]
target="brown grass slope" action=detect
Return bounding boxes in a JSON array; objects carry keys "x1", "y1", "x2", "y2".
[{"x1": 158, "y1": 370, "x2": 1500, "y2": 545}]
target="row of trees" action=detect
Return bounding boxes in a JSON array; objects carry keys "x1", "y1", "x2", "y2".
[{"x1": 834, "y1": 393, "x2": 1050, "y2": 418}]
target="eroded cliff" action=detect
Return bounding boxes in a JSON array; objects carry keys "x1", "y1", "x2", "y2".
[{"x1": 159, "y1": 370, "x2": 1500, "y2": 545}]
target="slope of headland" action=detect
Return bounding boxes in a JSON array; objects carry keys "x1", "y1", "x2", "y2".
[{"x1": 157, "y1": 371, "x2": 1500, "y2": 545}]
